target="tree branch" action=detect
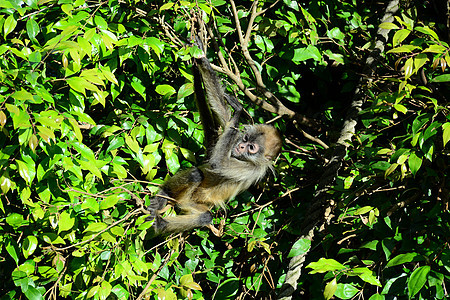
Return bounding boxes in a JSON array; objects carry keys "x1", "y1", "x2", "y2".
[{"x1": 277, "y1": 1, "x2": 400, "y2": 298}]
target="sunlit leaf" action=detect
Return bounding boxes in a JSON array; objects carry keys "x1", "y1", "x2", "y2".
[
  {"x1": 414, "y1": 26, "x2": 439, "y2": 40},
  {"x1": 431, "y1": 74, "x2": 450, "y2": 82},
  {"x1": 379, "y1": 22, "x2": 399, "y2": 30},
  {"x1": 443, "y1": 123, "x2": 450, "y2": 147},
  {"x1": 403, "y1": 57, "x2": 414, "y2": 79},
  {"x1": 324, "y1": 278, "x2": 337, "y2": 300},
  {"x1": 288, "y1": 238, "x2": 311, "y2": 257},
  {"x1": 26, "y1": 19, "x2": 40, "y2": 41},
  {"x1": 408, "y1": 266, "x2": 430, "y2": 298},
  {"x1": 22, "y1": 235, "x2": 38, "y2": 259},
  {"x1": 99, "y1": 194, "x2": 119, "y2": 210},
  {"x1": 392, "y1": 29, "x2": 410, "y2": 46},
  {"x1": 156, "y1": 84, "x2": 176, "y2": 96},
  {"x1": 386, "y1": 253, "x2": 421, "y2": 268},
  {"x1": 335, "y1": 283, "x2": 359, "y2": 299},
  {"x1": 307, "y1": 258, "x2": 346, "y2": 274},
  {"x1": 58, "y1": 211, "x2": 75, "y2": 233},
  {"x1": 4, "y1": 15, "x2": 17, "y2": 37}
]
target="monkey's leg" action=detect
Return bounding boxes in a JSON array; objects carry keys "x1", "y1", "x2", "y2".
[{"x1": 158, "y1": 203, "x2": 213, "y2": 233}]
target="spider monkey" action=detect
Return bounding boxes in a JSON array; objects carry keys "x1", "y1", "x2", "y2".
[{"x1": 147, "y1": 37, "x2": 282, "y2": 235}]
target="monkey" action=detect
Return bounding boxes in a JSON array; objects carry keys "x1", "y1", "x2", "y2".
[{"x1": 147, "y1": 38, "x2": 282, "y2": 235}]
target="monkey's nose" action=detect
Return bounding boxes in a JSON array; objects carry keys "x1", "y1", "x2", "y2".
[{"x1": 235, "y1": 143, "x2": 246, "y2": 154}]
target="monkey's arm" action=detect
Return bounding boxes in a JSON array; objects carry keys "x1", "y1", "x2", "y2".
[
  {"x1": 193, "y1": 64, "x2": 219, "y2": 149},
  {"x1": 208, "y1": 104, "x2": 242, "y2": 169},
  {"x1": 195, "y1": 55, "x2": 232, "y2": 128}
]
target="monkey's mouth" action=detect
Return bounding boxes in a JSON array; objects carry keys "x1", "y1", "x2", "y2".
[{"x1": 233, "y1": 146, "x2": 242, "y2": 156}]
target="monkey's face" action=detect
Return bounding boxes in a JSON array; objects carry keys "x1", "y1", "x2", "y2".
[
  {"x1": 233, "y1": 132, "x2": 261, "y2": 158},
  {"x1": 231, "y1": 125, "x2": 282, "y2": 163}
]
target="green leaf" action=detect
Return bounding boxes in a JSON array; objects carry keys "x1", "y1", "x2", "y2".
[
  {"x1": 66, "y1": 77, "x2": 87, "y2": 95},
  {"x1": 6, "y1": 239, "x2": 19, "y2": 265},
  {"x1": 17, "y1": 160, "x2": 33, "y2": 185},
  {"x1": 0, "y1": 110, "x2": 6, "y2": 127},
  {"x1": 6, "y1": 213, "x2": 25, "y2": 229},
  {"x1": 392, "y1": 29, "x2": 411, "y2": 46},
  {"x1": 324, "y1": 278, "x2": 337, "y2": 300},
  {"x1": 307, "y1": 258, "x2": 346, "y2": 274},
  {"x1": 83, "y1": 222, "x2": 107, "y2": 233},
  {"x1": 335, "y1": 283, "x2": 359, "y2": 299},
  {"x1": 384, "y1": 163, "x2": 399, "y2": 178},
  {"x1": 354, "y1": 206, "x2": 373, "y2": 215},
  {"x1": 160, "y1": 2, "x2": 174, "y2": 11},
  {"x1": 422, "y1": 44, "x2": 446, "y2": 53},
  {"x1": 61, "y1": 3, "x2": 74, "y2": 15},
  {"x1": 386, "y1": 252, "x2": 420, "y2": 268},
  {"x1": 414, "y1": 53, "x2": 428, "y2": 72},
  {"x1": 59, "y1": 211, "x2": 75, "y2": 233},
  {"x1": 146, "y1": 37, "x2": 164, "y2": 57},
  {"x1": 26, "y1": 19, "x2": 40, "y2": 42},
  {"x1": 180, "y1": 274, "x2": 202, "y2": 290},
  {"x1": 131, "y1": 78, "x2": 146, "y2": 99},
  {"x1": 72, "y1": 141, "x2": 96, "y2": 162},
  {"x1": 28, "y1": 134, "x2": 38, "y2": 152},
  {"x1": 423, "y1": 121, "x2": 441, "y2": 140},
  {"x1": 430, "y1": 74, "x2": 450, "y2": 83},
  {"x1": 408, "y1": 152, "x2": 422, "y2": 176},
  {"x1": 99, "y1": 281, "x2": 112, "y2": 300},
  {"x1": 112, "y1": 284, "x2": 130, "y2": 299},
  {"x1": 293, "y1": 45, "x2": 322, "y2": 62},
  {"x1": 379, "y1": 22, "x2": 399, "y2": 30},
  {"x1": 81, "y1": 197, "x2": 100, "y2": 213},
  {"x1": 78, "y1": 159, "x2": 102, "y2": 179},
  {"x1": 177, "y1": 83, "x2": 194, "y2": 99},
  {"x1": 387, "y1": 45, "x2": 419, "y2": 53},
  {"x1": 357, "y1": 269, "x2": 382, "y2": 286},
  {"x1": 408, "y1": 266, "x2": 430, "y2": 298},
  {"x1": 68, "y1": 118, "x2": 83, "y2": 142},
  {"x1": 156, "y1": 84, "x2": 176, "y2": 96},
  {"x1": 414, "y1": 26, "x2": 439, "y2": 40},
  {"x1": 4, "y1": 15, "x2": 17, "y2": 37},
  {"x1": 1, "y1": 174, "x2": 13, "y2": 194},
  {"x1": 110, "y1": 226, "x2": 124, "y2": 236},
  {"x1": 100, "y1": 66, "x2": 119, "y2": 85},
  {"x1": 287, "y1": 238, "x2": 311, "y2": 257},
  {"x1": 22, "y1": 236, "x2": 38, "y2": 259},
  {"x1": 24, "y1": 286, "x2": 44, "y2": 300},
  {"x1": 94, "y1": 15, "x2": 108, "y2": 30},
  {"x1": 327, "y1": 27, "x2": 345, "y2": 40},
  {"x1": 99, "y1": 194, "x2": 119, "y2": 210},
  {"x1": 6, "y1": 104, "x2": 31, "y2": 129},
  {"x1": 403, "y1": 57, "x2": 414, "y2": 79},
  {"x1": 125, "y1": 135, "x2": 140, "y2": 153},
  {"x1": 87, "y1": 285, "x2": 100, "y2": 299},
  {"x1": 442, "y1": 123, "x2": 450, "y2": 147}
]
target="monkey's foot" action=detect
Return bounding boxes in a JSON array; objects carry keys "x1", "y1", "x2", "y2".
[{"x1": 207, "y1": 224, "x2": 222, "y2": 237}]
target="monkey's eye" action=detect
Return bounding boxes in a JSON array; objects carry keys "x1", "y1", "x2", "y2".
[{"x1": 248, "y1": 143, "x2": 259, "y2": 154}]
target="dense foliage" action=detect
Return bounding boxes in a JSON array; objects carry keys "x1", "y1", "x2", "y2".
[{"x1": 0, "y1": 0, "x2": 449, "y2": 299}]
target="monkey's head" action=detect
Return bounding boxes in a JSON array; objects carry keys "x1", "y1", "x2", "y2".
[{"x1": 232, "y1": 124, "x2": 282, "y2": 164}]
